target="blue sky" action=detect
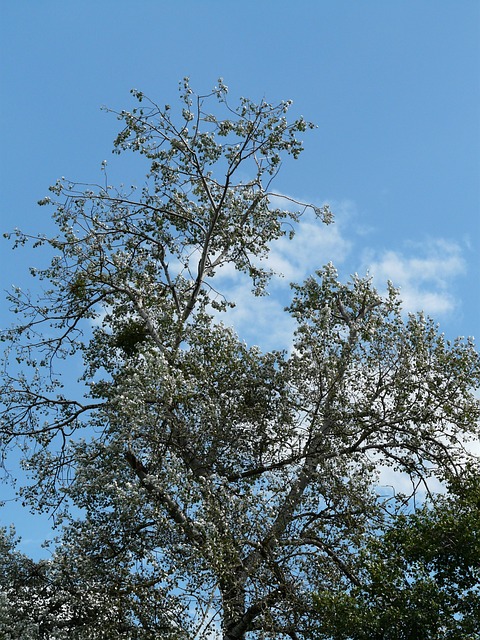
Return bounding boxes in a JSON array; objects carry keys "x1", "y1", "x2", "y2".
[{"x1": 1, "y1": 1, "x2": 479, "y2": 557}]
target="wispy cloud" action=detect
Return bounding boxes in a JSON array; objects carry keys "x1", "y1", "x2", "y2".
[
  {"x1": 213, "y1": 281, "x2": 295, "y2": 352},
  {"x1": 362, "y1": 238, "x2": 467, "y2": 316},
  {"x1": 212, "y1": 199, "x2": 354, "y2": 350},
  {"x1": 214, "y1": 201, "x2": 468, "y2": 348}
]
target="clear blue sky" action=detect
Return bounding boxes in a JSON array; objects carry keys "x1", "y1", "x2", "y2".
[{"x1": 1, "y1": 1, "x2": 479, "y2": 557}]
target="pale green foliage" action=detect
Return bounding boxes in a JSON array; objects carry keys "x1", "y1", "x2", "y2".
[{"x1": 1, "y1": 80, "x2": 479, "y2": 639}]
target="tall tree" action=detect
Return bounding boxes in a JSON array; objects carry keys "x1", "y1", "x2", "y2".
[{"x1": 1, "y1": 80, "x2": 479, "y2": 639}]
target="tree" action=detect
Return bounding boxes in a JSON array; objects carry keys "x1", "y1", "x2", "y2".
[
  {"x1": 1, "y1": 79, "x2": 479, "y2": 639},
  {"x1": 0, "y1": 526, "x2": 177, "y2": 639},
  {"x1": 312, "y1": 468, "x2": 480, "y2": 639}
]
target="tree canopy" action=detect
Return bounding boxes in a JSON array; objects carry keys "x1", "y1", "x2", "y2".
[
  {"x1": 312, "y1": 468, "x2": 480, "y2": 639},
  {"x1": 1, "y1": 79, "x2": 479, "y2": 639}
]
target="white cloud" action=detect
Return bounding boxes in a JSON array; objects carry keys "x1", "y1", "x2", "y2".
[
  {"x1": 264, "y1": 194, "x2": 356, "y2": 279},
  {"x1": 214, "y1": 281, "x2": 296, "y2": 352},
  {"x1": 267, "y1": 216, "x2": 351, "y2": 281},
  {"x1": 211, "y1": 199, "x2": 355, "y2": 350},
  {"x1": 213, "y1": 205, "x2": 468, "y2": 348},
  {"x1": 362, "y1": 238, "x2": 467, "y2": 316},
  {"x1": 376, "y1": 465, "x2": 446, "y2": 500}
]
